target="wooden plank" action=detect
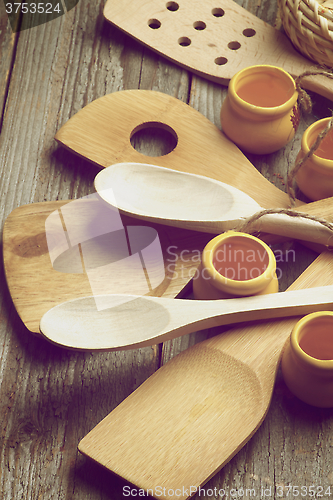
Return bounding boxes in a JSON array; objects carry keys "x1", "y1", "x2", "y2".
[
  {"x1": 0, "y1": 2, "x2": 19, "y2": 119},
  {"x1": 0, "y1": 0, "x2": 332, "y2": 498}
]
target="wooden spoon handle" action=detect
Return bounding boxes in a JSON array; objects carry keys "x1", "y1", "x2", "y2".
[
  {"x1": 252, "y1": 211, "x2": 333, "y2": 247},
  {"x1": 300, "y1": 74, "x2": 333, "y2": 103},
  {"x1": 40, "y1": 285, "x2": 333, "y2": 351}
]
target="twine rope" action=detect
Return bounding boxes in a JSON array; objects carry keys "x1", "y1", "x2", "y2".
[
  {"x1": 235, "y1": 207, "x2": 333, "y2": 247},
  {"x1": 286, "y1": 68, "x2": 333, "y2": 205},
  {"x1": 286, "y1": 115, "x2": 333, "y2": 204},
  {"x1": 294, "y1": 69, "x2": 333, "y2": 113},
  {"x1": 233, "y1": 69, "x2": 333, "y2": 244}
]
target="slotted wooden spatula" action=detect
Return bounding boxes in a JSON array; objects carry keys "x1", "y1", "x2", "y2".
[
  {"x1": 79, "y1": 250, "x2": 333, "y2": 500},
  {"x1": 103, "y1": 0, "x2": 333, "y2": 100}
]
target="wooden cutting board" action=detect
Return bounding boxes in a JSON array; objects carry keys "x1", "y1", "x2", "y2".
[
  {"x1": 3, "y1": 199, "x2": 210, "y2": 334},
  {"x1": 103, "y1": 0, "x2": 333, "y2": 101},
  {"x1": 78, "y1": 249, "x2": 333, "y2": 499}
]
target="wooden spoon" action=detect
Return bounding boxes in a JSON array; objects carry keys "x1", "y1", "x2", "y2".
[
  {"x1": 94, "y1": 162, "x2": 333, "y2": 246},
  {"x1": 77, "y1": 251, "x2": 333, "y2": 499},
  {"x1": 103, "y1": 0, "x2": 333, "y2": 101},
  {"x1": 40, "y1": 285, "x2": 333, "y2": 351}
]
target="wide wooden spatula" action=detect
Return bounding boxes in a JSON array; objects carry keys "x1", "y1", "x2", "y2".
[
  {"x1": 78, "y1": 250, "x2": 333, "y2": 500},
  {"x1": 103, "y1": 0, "x2": 333, "y2": 101}
]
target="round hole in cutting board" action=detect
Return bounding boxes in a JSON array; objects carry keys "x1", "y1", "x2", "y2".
[
  {"x1": 212, "y1": 7, "x2": 225, "y2": 17},
  {"x1": 166, "y1": 1, "x2": 179, "y2": 10},
  {"x1": 228, "y1": 41, "x2": 241, "y2": 50},
  {"x1": 243, "y1": 28, "x2": 256, "y2": 37},
  {"x1": 215, "y1": 57, "x2": 228, "y2": 65},
  {"x1": 193, "y1": 21, "x2": 206, "y2": 30},
  {"x1": 130, "y1": 122, "x2": 178, "y2": 157},
  {"x1": 178, "y1": 36, "x2": 191, "y2": 46},
  {"x1": 148, "y1": 18, "x2": 161, "y2": 29}
]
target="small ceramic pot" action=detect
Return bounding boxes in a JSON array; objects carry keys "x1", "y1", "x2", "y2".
[
  {"x1": 220, "y1": 65, "x2": 299, "y2": 154},
  {"x1": 192, "y1": 231, "x2": 278, "y2": 300},
  {"x1": 295, "y1": 117, "x2": 333, "y2": 201},
  {"x1": 281, "y1": 311, "x2": 333, "y2": 407}
]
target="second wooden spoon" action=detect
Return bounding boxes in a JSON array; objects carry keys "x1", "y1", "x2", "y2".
[{"x1": 40, "y1": 285, "x2": 333, "y2": 350}]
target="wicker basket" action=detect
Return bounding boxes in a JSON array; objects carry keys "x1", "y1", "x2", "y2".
[{"x1": 278, "y1": 0, "x2": 333, "y2": 67}]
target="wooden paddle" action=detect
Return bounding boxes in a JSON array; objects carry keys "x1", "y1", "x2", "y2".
[
  {"x1": 54, "y1": 90, "x2": 299, "y2": 210},
  {"x1": 103, "y1": 0, "x2": 333, "y2": 101},
  {"x1": 58, "y1": 90, "x2": 333, "y2": 241},
  {"x1": 78, "y1": 250, "x2": 333, "y2": 500},
  {"x1": 54, "y1": 90, "x2": 333, "y2": 229},
  {"x1": 95, "y1": 162, "x2": 333, "y2": 245}
]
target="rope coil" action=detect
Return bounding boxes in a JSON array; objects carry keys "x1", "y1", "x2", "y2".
[{"x1": 286, "y1": 69, "x2": 333, "y2": 205}]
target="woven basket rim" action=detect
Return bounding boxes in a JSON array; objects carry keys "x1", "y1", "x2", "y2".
[
  {"x1": 279, "y1": 0, "x2": 333, "y2": 65},
  {"x1": 284, "y1": 0, "x2": 333, "y2": 42},
  {"x1": 285, "y1": 0, "x2": 333, "y2": 24}
]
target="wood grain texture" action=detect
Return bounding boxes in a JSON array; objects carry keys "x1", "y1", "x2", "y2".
[
  {"x1": 0, "y1": 0, "x2": 332, "y2": 499},
  {"x1": 0, "y1": 2, "x2": 190, "y2": 499},
  {"x1": 0, "y1": 2, "x2": 18, "y2": 117}
]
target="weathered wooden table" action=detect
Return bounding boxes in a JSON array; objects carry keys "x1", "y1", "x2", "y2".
[{"x1": 1, "y1": 1, "x2": 333, "y2": 499}]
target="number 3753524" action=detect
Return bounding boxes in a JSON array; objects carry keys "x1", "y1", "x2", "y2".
[{"x1": 5, "y1": 3, "x2": 62, "y2": 14}]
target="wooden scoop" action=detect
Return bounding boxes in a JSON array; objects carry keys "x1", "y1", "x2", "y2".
[
  {"x1": 56, "y1": 90, "x2": 333, "y2": 245},
  {"x1": 78, "y1": 251, "x2": 333, "y2": 499},
  {"x1": 39, "y1": 285, "x2": 333, "y2": 350},
  {"x1": 95, "y1": 162, "x2": 333, "y2": 246},
  {"x1": 103, "y1": 0, "x2": 333, "y2": 101},
  {"x1": 54, "y1": 90, "x2": 298, "y2": 211}
]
